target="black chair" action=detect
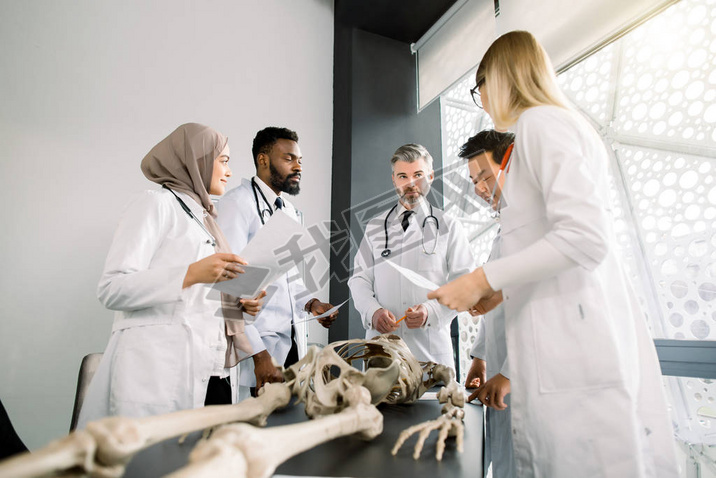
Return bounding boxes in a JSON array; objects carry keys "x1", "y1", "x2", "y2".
[
  {"x1": 69, "y1": 353, "x2": 102, "y2": 431},
  {"x1": 0, "y1": 398, "x2": 28, "y2": 459}
]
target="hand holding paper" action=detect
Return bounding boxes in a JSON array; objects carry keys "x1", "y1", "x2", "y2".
[
  {"x1": 208, "y1": 211, "x2": 310, "y2": 299},
  {"x1": 239, "y1": 289, "x2": 267, "y2": 316},
  {"x1": 296, "y1": 299, "x2": 349, "y2": 326}
]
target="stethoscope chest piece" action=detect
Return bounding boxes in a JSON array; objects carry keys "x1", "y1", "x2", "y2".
[{"x1": 381, "y1": 249, "x2": 391, "y2": 258}]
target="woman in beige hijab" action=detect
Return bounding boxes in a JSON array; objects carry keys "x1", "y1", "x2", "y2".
[{"x1": 77, "y1": 123, "x2": 262, "y2": 427}]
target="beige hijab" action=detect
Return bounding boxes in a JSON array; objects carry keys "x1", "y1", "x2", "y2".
[{"x1": 141, "y1": 123, "x2": 253, "y2": 368}]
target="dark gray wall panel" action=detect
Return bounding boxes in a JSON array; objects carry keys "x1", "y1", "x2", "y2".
[{"x1": 330, "y1": 26, "x2": 442, "y2": 342}]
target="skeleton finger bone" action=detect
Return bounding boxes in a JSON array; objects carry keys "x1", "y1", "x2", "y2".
[
  {"x1": 413, "y1": 420, "x2": 444, "y2": 460},
  {"x1": 391, "y1": 413, "x2": 464, "y2": 461}
]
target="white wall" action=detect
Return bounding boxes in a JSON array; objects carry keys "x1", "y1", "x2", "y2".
[{"x1": 0, "y1": 0, "x2": 334, "y2": 450}]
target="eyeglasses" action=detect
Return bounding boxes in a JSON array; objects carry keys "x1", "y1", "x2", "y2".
[{"x1": 470, "y1": 79, "x2": 484, "y2": 109}]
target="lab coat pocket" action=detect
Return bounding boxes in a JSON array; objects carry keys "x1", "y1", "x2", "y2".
[
  {"x1": 109, "y1": 324, "x2": 190, "y2": 415},
  {"x1": 530, "y1": 290, "x2": 622, "y2": 394},
  {"x1": 427, "y1": 326, "x2": 452, "y2": 361}
]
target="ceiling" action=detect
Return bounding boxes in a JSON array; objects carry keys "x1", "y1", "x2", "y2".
[{"x1": 335, "y1": 0, "x2": 458, "y2": 44}]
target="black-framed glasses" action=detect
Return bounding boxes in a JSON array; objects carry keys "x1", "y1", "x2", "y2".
[{"x1": 470, "y1": 80, "x2": 484, "y2": 109}]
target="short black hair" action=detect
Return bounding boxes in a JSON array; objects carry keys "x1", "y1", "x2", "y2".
[
  {"x1": 458, "y1": 130, "x2": 515, "y2": 165},
  {"x1": 252, "y1": 127, "x2": 299, "y2": 168}
]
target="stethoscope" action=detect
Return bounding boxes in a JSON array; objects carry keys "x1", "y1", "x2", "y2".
[
  {"x1": 251, "y1": 178, "x2": 274, "y2": 225},
  {"x1": 251, "y1": 177, "x2": 301, "y2": 225},
  {"x1": 164, "y1": 185, "x2": 216, "y2": 247},
  {"x1": 381, "y1": 203, "x2": 439, "y2": 258}
]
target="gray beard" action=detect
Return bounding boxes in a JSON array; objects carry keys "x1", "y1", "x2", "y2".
[{"x1": 398, "y1": 186, "x2": 429, "y2": 205}]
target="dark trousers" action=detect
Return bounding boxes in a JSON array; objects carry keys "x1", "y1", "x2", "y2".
[
  {"x1": 284, "y1": 325, "x2": 299, "y2": 368},
  {"x1": 204, "y1": 376, "x2": 232, "y2": 406}
]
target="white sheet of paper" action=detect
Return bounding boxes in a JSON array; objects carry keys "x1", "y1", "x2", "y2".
[
  {"x1": 295, "y1": 299, "x2": 349, "y2": 324},
  {"x1": 258, "y1": 284, "x2": 279, "y2": 308},
  {"x1": 384, "y1": 258, "x2": 440, "y2": 290},
  {"x1": 210, "y1": 264, "x2": 272, "y2": 299},
  {"x1": 239, "y1": 210, "x2": 309, "y2": 291}
]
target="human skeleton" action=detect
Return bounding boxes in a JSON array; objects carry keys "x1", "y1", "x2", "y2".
[{"x1": 0, "y1": 335, "x2": 465, "y2": 478}]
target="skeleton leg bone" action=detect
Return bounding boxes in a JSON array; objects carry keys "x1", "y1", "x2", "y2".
[
  {"x1": 0, "y1": 382, "x2": 291, "y2": 478},
  {"x1": 0, "y1": 431, "x2": 101, "y2": 478},
  {"x1": 167, "y1": 386, "x2": 383, "y2": 478}
]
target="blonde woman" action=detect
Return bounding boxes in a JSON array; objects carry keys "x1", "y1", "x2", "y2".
[{"x1": 429, "y1": 31, "x2": 677, "y2": 477}]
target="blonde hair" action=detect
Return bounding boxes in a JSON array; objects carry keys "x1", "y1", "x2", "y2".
[{"x1": 476, "y1": 31, "x2": 569, "y2": 130}]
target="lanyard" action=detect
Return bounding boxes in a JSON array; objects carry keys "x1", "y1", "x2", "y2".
[{"x1": 489, "y1": 142, "x2": 515, "y2": 214}]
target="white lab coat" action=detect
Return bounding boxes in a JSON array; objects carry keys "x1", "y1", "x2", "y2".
[
  {"x1": 470, "y1": 233, "x2": 516, "y2": 478},
  {"x1": 216, "y1": 177, "x2": 310, "y2": 388},
  {"x1": 482, "y1": 105, "x2": 678, "y2": 477},
  {"x1": 77, "y1": 189, "x2": 231, "y2": 428},
  {"x1": 349, "y1": 200, "x2": 475, "y2": 368}
]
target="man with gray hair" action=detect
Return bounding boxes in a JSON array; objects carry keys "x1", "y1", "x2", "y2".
[{"x1": 348, "y1": 143, "x2": 475, "y2": 369}]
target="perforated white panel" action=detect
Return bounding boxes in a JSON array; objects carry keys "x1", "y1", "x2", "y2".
[
  {"x1": 616, "y1": 146, "x2": 716, "y2": 340},
  {"x1": 440, "y1": 75, "x2": 497, "y2": 383},
  {"x1": 558, "y1": 43, "x2": 616, "y2": 126},
  {"x1": 611, "y1": 3, "x2": 716, "y2": 147}
]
